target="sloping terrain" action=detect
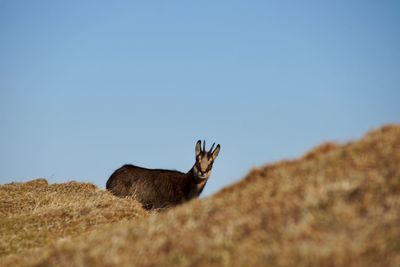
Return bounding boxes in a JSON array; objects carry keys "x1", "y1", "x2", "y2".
[
  {"x1": 1, "y1": 125, "x2": 400, "y2": 267},
  {"x1": 0, "y1": 179, "x2": 147, "y2": 258}
]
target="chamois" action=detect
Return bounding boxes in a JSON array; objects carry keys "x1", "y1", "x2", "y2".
[{"x1": 106, "y1": 140, "x2": 220, "y2": 210}]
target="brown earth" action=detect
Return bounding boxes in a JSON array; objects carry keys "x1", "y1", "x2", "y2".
[{"x1": 1, "y1": 125, "x2": 399, "y2": 267}]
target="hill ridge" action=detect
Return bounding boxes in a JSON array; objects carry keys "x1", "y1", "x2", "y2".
[{"x1": 1, "y1": 124, "x2": 399, "y2": 267}]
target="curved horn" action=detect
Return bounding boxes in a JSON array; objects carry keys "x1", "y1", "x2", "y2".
[
  {"x1": 209, "y1": 143, "x2": 215, "y2": 153},
  {"x1": 203, "y1": 140, "x2": 206, "y2": 152}
]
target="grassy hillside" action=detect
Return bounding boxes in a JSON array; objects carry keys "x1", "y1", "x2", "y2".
[
  {"x1": 0, "y1": 179, "x2": 147, "y2": 258},
  {"x1": 1, "y1": 125, "x2": 400, "y2": 267}
]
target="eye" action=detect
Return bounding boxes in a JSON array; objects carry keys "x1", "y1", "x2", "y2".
[{"x1": 206, "y1": 163, "x2": 213, "y2": 172}]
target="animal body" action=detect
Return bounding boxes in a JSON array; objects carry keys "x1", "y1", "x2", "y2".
[{"x1": 106, "y1": 140, "x2": 220, "y2": 210}]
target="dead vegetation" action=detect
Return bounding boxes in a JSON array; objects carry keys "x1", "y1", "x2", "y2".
[
  {"x1": 1, "y1": 125, "x2": 400, "y2": 267},
  {"x1": 0, "y1": 179, "x2": 147, "y2": 258}
]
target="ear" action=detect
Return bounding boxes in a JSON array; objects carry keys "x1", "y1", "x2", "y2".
[
  {"x1": 211, "y1": 144, "x2": 220, "y2": 160},
  {"x1": 195, "y1": 140, "x2": 202, "y2": 156}
]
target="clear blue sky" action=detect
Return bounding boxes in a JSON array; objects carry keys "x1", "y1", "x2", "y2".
[{"x1": 1, "y1": 1, "x2": 399, "y2": 196}]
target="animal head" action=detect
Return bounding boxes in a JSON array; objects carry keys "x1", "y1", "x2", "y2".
[{"x1": 193, "y1": 140, "x2": 220, "y2": 180}]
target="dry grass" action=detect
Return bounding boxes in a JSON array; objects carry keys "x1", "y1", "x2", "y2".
[
  {"x1": 1, "y1": 125, "x2": 400, "y2": 267},
  {"x1": 0, "y1": 179, "x2": 147, "y2": 258}
]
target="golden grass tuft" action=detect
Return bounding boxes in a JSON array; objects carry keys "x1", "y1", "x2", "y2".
[{"x1": 1, "y1": 125, "x2": 400, "y2": 267}]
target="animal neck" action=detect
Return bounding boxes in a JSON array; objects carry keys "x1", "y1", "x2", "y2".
[{"x1": 187, "y1": 166, "x2": 208, "y2": 198}]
